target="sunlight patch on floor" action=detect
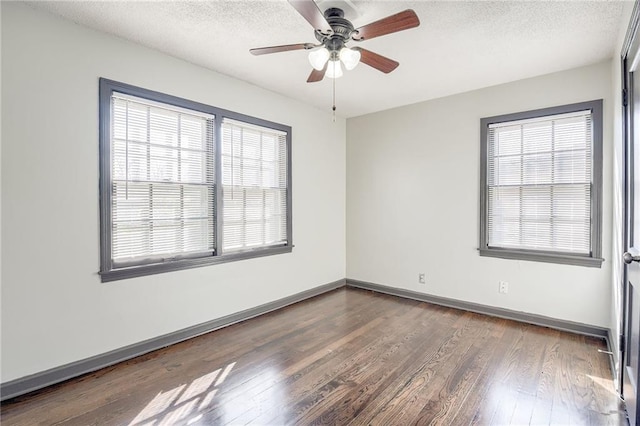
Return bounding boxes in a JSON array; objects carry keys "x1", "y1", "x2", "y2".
[
  {"x1": 586, "y1": 374, "x2": 618, "y2": 397},
  {"x1": 127, "y1": 362, "x2": 236, "y2": 426}
]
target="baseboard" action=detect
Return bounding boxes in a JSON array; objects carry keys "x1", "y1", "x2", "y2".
[
  {"x1": 2, "y1": 277, "x2": 611, "y2": 401},
  {"x1": 346, "y1": 279, "x2": 609, "y2": 339},
  {"x1": 606, "y1": 328, "x2": 621, "y2": 393},
  {"x1": 0, "y1": 278, "x2": 345, "y2": 402}
]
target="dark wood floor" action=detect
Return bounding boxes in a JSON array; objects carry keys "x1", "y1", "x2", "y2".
[{"x1": 1, "y1": 287, "x2": 626, "y2": 425}]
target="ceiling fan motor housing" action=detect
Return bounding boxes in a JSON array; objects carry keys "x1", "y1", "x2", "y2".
[{"x1": 315, "y1": 8, "x2": 354, "y2": 53}]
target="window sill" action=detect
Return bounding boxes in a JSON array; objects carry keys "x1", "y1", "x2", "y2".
[
  {"x1": 100, "y1": 245, "x2": 293, "y2": 282},
  {"x1": 478, "y1": 247, "x2": 603, "y2": 268}
]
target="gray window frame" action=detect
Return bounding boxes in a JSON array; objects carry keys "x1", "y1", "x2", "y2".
[
  {"x1": 479, "y1": 100, "x2": 604, "y2": 268},
  {"x1": 99, "y1": 78, "x2": 293, "y2": 282}
]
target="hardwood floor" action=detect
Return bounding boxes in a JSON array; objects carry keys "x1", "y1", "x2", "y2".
[{"x1": 1, "y1": 287, "x2": 626, "y2": 425}]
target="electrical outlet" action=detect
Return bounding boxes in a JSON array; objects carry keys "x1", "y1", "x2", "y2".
[
  {"x1": 499, "y1": 281, "x2": 509, "y2": 294},
  {"x1": 418, "y1": 273, "x2": 426, "y2": 284}
]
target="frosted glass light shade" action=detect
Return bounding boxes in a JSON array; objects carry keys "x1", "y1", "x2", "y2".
[
  {"x1": 339, "y1": 47, "x2": 360, "y2": 70},
  {"x1": 308, "y1": 47, "x2": 330, "y2": 71},
  {"x1": 326, "y1": 60, "x2": 343, "y2": 79}
]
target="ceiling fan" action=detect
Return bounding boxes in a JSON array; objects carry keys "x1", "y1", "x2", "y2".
[{"x1": 250, "y1": 0, "x2": 420, "y2": 83}]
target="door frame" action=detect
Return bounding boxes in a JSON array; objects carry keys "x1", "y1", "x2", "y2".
[{"x1": 622, "y1": 1, "x2": 640, "y2": 419}]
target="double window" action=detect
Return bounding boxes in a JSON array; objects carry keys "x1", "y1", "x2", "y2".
[
  {"x1": 99, "y1": 79, "x2": 292, "y2": 281},
  {"x1": 479, "y1": 100, "x2": 603, "y2": 267}
]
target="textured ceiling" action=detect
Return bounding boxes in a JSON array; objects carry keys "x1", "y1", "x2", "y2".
[{"x1": 29, "y1": 0, "x2": 628, "y2": 118}]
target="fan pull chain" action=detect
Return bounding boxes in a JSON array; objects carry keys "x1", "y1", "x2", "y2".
[{"x1": 332, "y1": 74, "x2": 336, "y2": 123}]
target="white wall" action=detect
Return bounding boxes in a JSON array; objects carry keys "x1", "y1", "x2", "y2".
[
  {"x1": 0, "y1": 0, "x2": 625, "y2": 387},
  {"x1": 1, "y1": 2, "x2": 346, "y2": 383},
  {"x1": 347, "y1": 61, "x2": 614, "y2": 328}
]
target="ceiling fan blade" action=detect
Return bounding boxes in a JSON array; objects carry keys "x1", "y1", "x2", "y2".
[
  {"x1": 307, "y1": 63, "x2": 327, "y2": 83},
  {"x1": 352, "y1": 10, "x2": 420, "y2": 41},
  {"x1": 250, "y1": 43, "x2": 315, "y2": 56},
  {"x1": 288, "y1": 0, "x2": 333, "y2": 34},
  {"x1": 353, "y1": 47, "x2": 399, "y2": 73}
]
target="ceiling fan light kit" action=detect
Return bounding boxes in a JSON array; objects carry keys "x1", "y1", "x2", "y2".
[
  {"x1": 308, "y1": 47, "x2": 330, "y2": 70},
  {"x1": 326, "y1": 60, "x2": 343, "y2": 79},
  {"x1": 309, "y1": 46, "x2": 359, "y2": 75},
  {"x1": 338, "y1": 47, "x2": 360, "y2": 71},
  {"x1": 250, "y1": 0, "x2": 420, "y2": 114}
]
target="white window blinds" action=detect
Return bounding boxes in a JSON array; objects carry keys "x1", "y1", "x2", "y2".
[
  {"x1": 221, "y1": 119, "x2": 288, "y2": 252},
  {"x1": 487, "y1": 110, "x2": 592, "y2": 254},
  {"x1": 110, "y1": 93, "x2": 215, "y2": 265}
]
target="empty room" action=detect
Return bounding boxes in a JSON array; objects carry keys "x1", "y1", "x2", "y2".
[{"x1": 2, "y1": 0, "x2": 640, "y2": 424}]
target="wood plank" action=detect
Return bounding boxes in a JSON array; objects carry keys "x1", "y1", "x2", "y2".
[{"x1": 0, "y1": 287, "x2": 625, "y2": 426}]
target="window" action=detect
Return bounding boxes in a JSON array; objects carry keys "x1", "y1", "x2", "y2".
[
  {"x1": 99, "y1": 79, "x2": 292, "y2": 281},
  {"x1": 221, "y1": 119, "x2": 288, "y2": 252},
  {"x1": 479, "y1": 100, "x2": 603, "y2": 267}
]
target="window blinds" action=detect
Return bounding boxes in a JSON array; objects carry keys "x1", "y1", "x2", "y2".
[
  {"x1": 111, "y1": 93, "x2": 215, "y2": 265},
  {"x1": 487, "y1": 110, "x2": 592, "y2": 254},
  {"x1": 221, "y1": 119, "x2": 288, "y2": 252}
]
